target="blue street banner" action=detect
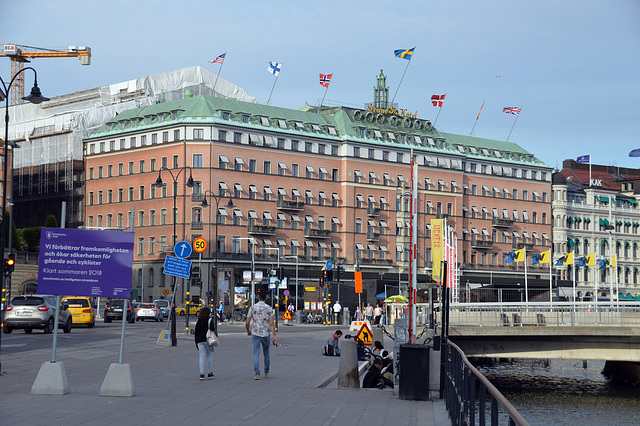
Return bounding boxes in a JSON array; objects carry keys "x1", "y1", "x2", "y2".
[
  {"x1": 38, "y1": 228, "x2": 134, "y2": 298},
  {"x1": 163, "y1": 256, "x2": 192, "y2": 279}
]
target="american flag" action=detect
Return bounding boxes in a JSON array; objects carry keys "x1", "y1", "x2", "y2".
[
  {"x1": 431, "y1": 94, "x2": 446, "y2": 107},
  {"x1": 209, "y1": 53, "x2": 225, "y2": 64},
  {"x1": 503, "y1": 106, "x2": 521, "y2": 115},
  {"x1": 319, "y1": 73, "x2": 332, "y2": 88}
]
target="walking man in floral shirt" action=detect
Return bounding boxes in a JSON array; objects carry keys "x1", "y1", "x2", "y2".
[{"x1": 246, "y1": 292, "x2": 278, "y2": 380}]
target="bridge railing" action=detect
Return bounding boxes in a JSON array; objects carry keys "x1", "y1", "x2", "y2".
[
  {"x1": 430, "y1": 302, "x2": 640, "y2": 327},
  {"x1": 443, "y1": 340, "x2": 529, "y2": 426}
]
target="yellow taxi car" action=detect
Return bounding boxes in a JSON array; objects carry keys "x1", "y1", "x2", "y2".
[
  {"x1": 62, "y1": 296, "x2": 96, "y2": 328},
  {"x1": 175, "y1": 304, "x2": 200, "y2": 316}
]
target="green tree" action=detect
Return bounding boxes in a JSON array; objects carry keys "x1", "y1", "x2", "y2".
[{"x1": 45, "y1": 214, "x2": 59, "y2": 228}]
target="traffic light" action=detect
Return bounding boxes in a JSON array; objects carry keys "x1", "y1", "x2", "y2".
[
  {"x1": 336, "y1": 265, "x2": 342, "y2": 282},
  {"x1": 326, "y1": 268, "x2": 333, "y2": 282},
  {"x1": 319, "y1": 274, "x2": 325, "y2": 288},
  {"x1": 6, "y1": 254, "x2": 15, "y2": 273}
]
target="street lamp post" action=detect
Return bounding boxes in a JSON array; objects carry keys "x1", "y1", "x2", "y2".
[
  {"x1": 282, "y1": 255, "x2": 299, "y2": 311},
  {"x1": 151, "y1": 166, "x2": 197, "y2": 347},
  {"x1": 0, "y1": 68, "x2": 48, "y2": 371},
  {"x1": 137, "y1": 240, "x2": 167, "y2": 303},
  {"x1": 199, "y1": 189, "x2": 234, "y2": 328},
  {"x1": 237, "y1": 237, "x2": 257, "y2": 307},
  {"x1": 264, "y1": 246, "x2": 281, "y2": 329}
]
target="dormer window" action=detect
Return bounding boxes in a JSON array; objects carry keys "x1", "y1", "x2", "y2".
[
  {"x1": 221, "y1": 111, "x2": 230, "y2": 120},
  {"x1": 457, "y1": 145, "x2": 465, "y2": 153},
  {"x1": 145, "y1": 115, "x2": 153, "y2": 125},
  {"x1": 328, "y1": 126, "x2": 337, "y2": 136},
  {"x1": 242, "y1": 114, "x2": 250, "y2": 123},
  {"x1": 171, "y1": 110, "x2": 178, "y2": 120},
  {"x1": 469, "y1": 147, "x2": 477, "y2": 155},
  {"x1": 277, "y1": 119, "x2": 287, "y2": 129},
  {"x1": 260, "y1": 116, "x2": 270, "y2": 126},
  {"x1": 494, "y1": 150, "x2": 502, "y2": 158},
  {"x1": 373, "y1": 130, "x2": 382, "y2": 139},
  {"x1": 481, "y1": 148, "x2": 490, "y2": 156},
  {"x1": 311, "y1": 124, "x2": 321, "y2": 132},
  {"x1": 294, "y1": 121, "x2": 304, "y2": 130}
]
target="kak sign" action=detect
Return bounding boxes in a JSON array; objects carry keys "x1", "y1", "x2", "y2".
[{"x1": 38, "y1": 228, "x2": 134, "y2": 298}]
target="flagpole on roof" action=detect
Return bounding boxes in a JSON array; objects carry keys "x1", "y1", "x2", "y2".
[
  {"x1": 470, "y1": 101, "x2": 485, "y2": 136},
  {"x1": 212, "y1": 61, "x2": 225, "y2": 97},
  {"x1": 506, "y1": 111, "x2": 520, "y2": 142},
  {"x1": 549, "y1": 250, "x2": 553, "y2": 303},
  {"x1": 391, "y1": 60, "x2": 411, "y2": 105},
  {"x1": 433, "y1": 102, "x2": 443, "y2": 126},
  {"x1": 267, "y1": 74, "x2": 279, "y2": 106},
  {"x1": 318, "y1": 78, "x2": 331, "y2": 113},
  {"x1": 524, "y1": 249, "x2": 529, "y2": 304}
]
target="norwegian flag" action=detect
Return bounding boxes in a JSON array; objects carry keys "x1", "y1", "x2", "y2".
[
  {"x1": 503, "y1": 106, "x2": 521, "y2": 115},
  {"x1": 431, "y1": 94, "x2": 446, "y2": 107},
  {"x1": 319, "y1": 73, "x2": 332, "y2": 88}
]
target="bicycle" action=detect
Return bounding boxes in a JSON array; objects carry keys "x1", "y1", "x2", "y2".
[
  {"x1": 234, "y1": 310, "x2": 247, "y2": 322},
  {"x1": 217, "y1": 312, "x2": 234, "y2": 325}
]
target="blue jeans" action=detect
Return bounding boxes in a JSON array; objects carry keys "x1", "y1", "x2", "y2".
[
  {"x1": 252, "y1": 334, "x2": 270, "y2": 375},
  {"x1": 197, "y1": 342, "x2": 213, "y2": 374}
]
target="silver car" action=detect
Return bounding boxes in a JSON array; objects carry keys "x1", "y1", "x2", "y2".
[
  {"x1": 3, "y1": 294, "x2": 73, "y2": 334},
  {"x1": 136, "y1": 303, "x2": 163, "y2": 322}
]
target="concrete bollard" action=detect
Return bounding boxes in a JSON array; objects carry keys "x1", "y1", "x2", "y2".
[
  {"x1": 373, "y1": 327, "x2": 384, "y2": 348},
  {"x1": 337, "y1": 339, "x2": 360, "y2": 388}
]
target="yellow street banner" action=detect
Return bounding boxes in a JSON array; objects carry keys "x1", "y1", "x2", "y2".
[{"x1": 431, "y1": 218, "x2": 443, "y2": 283}]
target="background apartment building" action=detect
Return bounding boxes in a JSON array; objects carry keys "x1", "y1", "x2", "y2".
[{"x1": 552, "y1": 160, "x2": 640, "y2": 299}]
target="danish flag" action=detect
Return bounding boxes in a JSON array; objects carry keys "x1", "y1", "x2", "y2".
[{"x1": 431, "y1": 94, "x2": 446, "y2": 107}]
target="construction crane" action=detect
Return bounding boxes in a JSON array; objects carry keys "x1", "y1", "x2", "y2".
[{"x1": 0, "y1": 43, "x2": 91, "y2": 105}]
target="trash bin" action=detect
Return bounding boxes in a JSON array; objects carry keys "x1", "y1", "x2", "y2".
[{"x1": 399, "y1": 343, "x2": 430, "y2": 400}]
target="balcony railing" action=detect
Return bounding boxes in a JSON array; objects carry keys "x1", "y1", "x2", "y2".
[
  {"x1": 304, "y1": 228, "x2": 331, "y2": 238},
  {"x1": 471, "y1": 239, "x2": 493, "y2": 249},
  {"x1": 247, "y1": 223, "x2": 276, "y2": 235},
  {"x1": 513, "y1": 242, "x2": 535, "y2": 251},
  {"x1": 367, "y1": 231, "x2": 381, "y2": 241},
  {"x1": 277, "y1": 199, "x2": 305, "y2": 211},
  {"x1": 367, "y1": 206, "x2": 381, "y2": 216},
  {"x1": 191, "y1": 221, "x2": 204, "y2": 230},
  {"x1": 492, "y1": 217, "x2": 514, "y2": 227},
  {"x1": 191, "y1": 193, "x2": 205, "y2": 202}
]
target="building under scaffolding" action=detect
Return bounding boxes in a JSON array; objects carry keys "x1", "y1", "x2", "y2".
[{"x1": 1, "y1": 65, "x2": 255, "y2": 228}]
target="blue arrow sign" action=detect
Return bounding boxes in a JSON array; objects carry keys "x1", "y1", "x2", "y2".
[
  {"x1": 326, "y1": 259, "x2": 332, "y2": 270},
  {"x1": 163, "y1": 256, "x2": 192, "y2": 279},
  {"x1": 174, "y1": 241, "x2": 192, "y2": 259}
]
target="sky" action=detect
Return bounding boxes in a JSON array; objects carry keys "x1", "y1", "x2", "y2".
[{"x1": 4, "y1": 0, "x2": 640, "y2": 170}]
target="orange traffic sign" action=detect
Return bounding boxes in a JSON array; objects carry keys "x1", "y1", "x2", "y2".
[
  {"x1": 356, "y1": 322, "x2": 373, "y2": 346},
  {"x1": 354, "y1": 271, "x2": 363, "y2": 294},
  {"x1": 282, "y1": 310, "x2": 293, "y2": 320},
  {"x1": 193, "y1": 237, "x2": 207, "y2": 253}
]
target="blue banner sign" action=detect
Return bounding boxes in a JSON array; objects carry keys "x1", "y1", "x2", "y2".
[{"x1": 38, "y1": 228, "x2": 134, "y2": 298}]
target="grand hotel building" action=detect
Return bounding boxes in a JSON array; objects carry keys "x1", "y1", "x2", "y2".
[{"x1": 84, "y1": 73, "x2": 553, "y2": 305}]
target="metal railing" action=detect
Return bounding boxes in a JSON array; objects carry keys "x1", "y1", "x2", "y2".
[{"x1": 443, "y1": 340, "x2": 528, "y2": 426}]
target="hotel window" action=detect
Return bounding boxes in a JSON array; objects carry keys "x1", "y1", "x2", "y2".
[
  {"x1": 354, "y1": 170, "x2": 361, "y2": 183},
  {"x1": 89, "y1": 192, "x2": 94, "y2": 205},
  {"x1": 128, "y1": 187, "x2": 134, "y2": 201},
  {"x1": 512, "y1": 189, "x2": 518, "y2": 200},
  {"x1": 542, "y1": 192, "x2": 548, "y2": 202},
  {"x1": 332, "y1": 168, "x2": 339, "y2": 181},
  {"x1": 107, "y1": 190, "x2": 113, "y2": 203},
  {"x1": 193, "y1": 154, "x2": 203, "y2": 168},
  {"x1": 152, "y1": 133, "x2": 158, "y2": 144},
  {"x1": 248, "y1": 185, "x2": 257, "y2": 200},
  {"x1": 263, "y1": 186, "x2": 272, "y2": 201},
  {"x1": 242, "y1": 114, "x2": 250, "y2": 123},
  {"x1": 173, "y1": 155, "x2": 179, "y2": 168},
  {"x1": 291, "y1": 140, "x2": 299, "y2": 150},
  {"x1": 332, "y1": 192, "x2": 340, "y2": 207},
  {"x1": 174, "y1": 129, "x2": 180, "y2": 140},
  {"x1": 89, "y1": 167, "x2": 94, "y2": 179},
  {"x1": 162, "y1": 131, "x2": 169, "y2": 142},
  {"x1": 306, "y1": 165, "x2": 314, "y2": 179},
  {"x1": 522, "y1": 190, "x2": 528, "y2": 201},
  {"x1": 277, "y1": 138, "x2": 285, "y2": 149},
  {"x1": 383, "y1": 151, "x2": 389, "y2": 161},
  {"x1": 234, "y1": 157, "x2": 243, "y2": 171},
  {"x1": 318, "y1": 167, "x2": 327, "y2": 180},
  {"x1": 369, "y1": 172, "x2": 376, "y2": 185},
  {"x1": 110, "y1": 140, "x2": 115, "y2": 151},
  {"x1": 355, "y1": 218, "x2": 362, "y2": 233},
  {"x1": 161, "y1": 209, "x2": 167, "y2": 225},
  {"x1": 149, "y1": 159, "x2": 155, "y2": 172},
  {"x1": 397, "y1": 152, "x2": 403, "y2": 162},
  {"x1": 128, "y1": 161, "x2": 134, "y2": 174},
  {"x1": 97, "y1": 215, "x2": 103, "y2": 227},
  {"x1": 264, "y1": 161, "x2": 271, "y2": 174},
  {"x1": 233, "y1": 132, "x2": 242, "y2": 143},
  {"x1": 118, "y1": 188, "x2": 123, "y2": 202},
  {"x1": 193, "y1": 129, "x2": 204, "y2": 139},
  {"x1": 221, "y1": 111, "x2": 230, "y2": 120},
  {"x1": 318, "y1": 143, "x2": 325, "y2": 154},
  {"x1": 356, "y1": 194, "x2": 364, "y2": 209},
  {"x1": 277, "y1": 162, "x2": 286, "y2": 176},
  {"x1": 117, "y1": 163, "x2": 123, "y2": 176},
  {"x1": 139, "y1": 186, "x2": 145, "y2": 200},
  {"x1": 331, "y1": 145, "x2": 338, "y2": 155},
  {"x1": 368, "y1": 148, "x2": 375, "y2": 159},
  {"x1": 100, "y1": 142, "x2": 105, "y2": 153},
  {"x1": 139, "y1": 160, "x2": 145, "y2": 173},
  {"x1": 218, "y1": 130, "x2": 227, "y2": 141},
  {"x1": 358, "y1": 127, "x2": 365, "y2": 137},
  {"x1": 291, "y1": 163, "x2": 298, "y2": 177},
  {"x1": 305, "y1": 142, "x2": 312, "y2": 152}
]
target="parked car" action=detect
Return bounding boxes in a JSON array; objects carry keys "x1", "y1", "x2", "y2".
[
  {"x1": 153, "y1": 299, "x2": 171, "y2": 318},
  {"x1": 104, "y1": 299, "x2": 136, "y2": 323},
  {"x1": 3, "y1": 295, "x2": 73, "y2": 334},
  {"x1": 62, "y1": 296, "x2": 96, "y2": 328},
  {"x1": 136, "y1": 303, "x2": 163, "y2": 322},
  {"x1": 175, "y1": 304, "x2": 200, "y2": 316}
]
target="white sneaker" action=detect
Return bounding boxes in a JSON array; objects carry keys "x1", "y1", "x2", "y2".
[{"x1": 254, "y1": 375, "x2": 260, "y2": 380}]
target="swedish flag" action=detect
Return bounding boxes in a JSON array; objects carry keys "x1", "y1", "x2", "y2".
[{"x1": 394, "y1": 47, "x2": 415, "y2": 60}]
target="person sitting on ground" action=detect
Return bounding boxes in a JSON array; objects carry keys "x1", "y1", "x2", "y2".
[
  {"x1": 323, "y1": 329, "x2": 342, "y2": 356},
  {"x1": 380, "y1": 350, "x2": 394, "y2": 382},
  {"x1": 362, "y1": 358, "x2": 394, "y2": 389},
  {"x1": 372, "y1": 340, "x2": 384, "y2": 356}
]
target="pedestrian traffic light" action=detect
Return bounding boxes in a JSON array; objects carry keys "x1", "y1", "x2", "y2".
[{"x1": 6, "y1": 254, "x2": 15, "y2": 273}]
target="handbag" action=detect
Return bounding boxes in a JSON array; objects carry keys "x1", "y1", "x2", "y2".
[{"x1": 206, "y1": 318, "x2": 219, "y2": 347}]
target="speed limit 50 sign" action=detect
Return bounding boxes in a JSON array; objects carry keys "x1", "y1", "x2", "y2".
[{"x1": 193, "y1": 237, "x2": 207, "y2": 253}]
